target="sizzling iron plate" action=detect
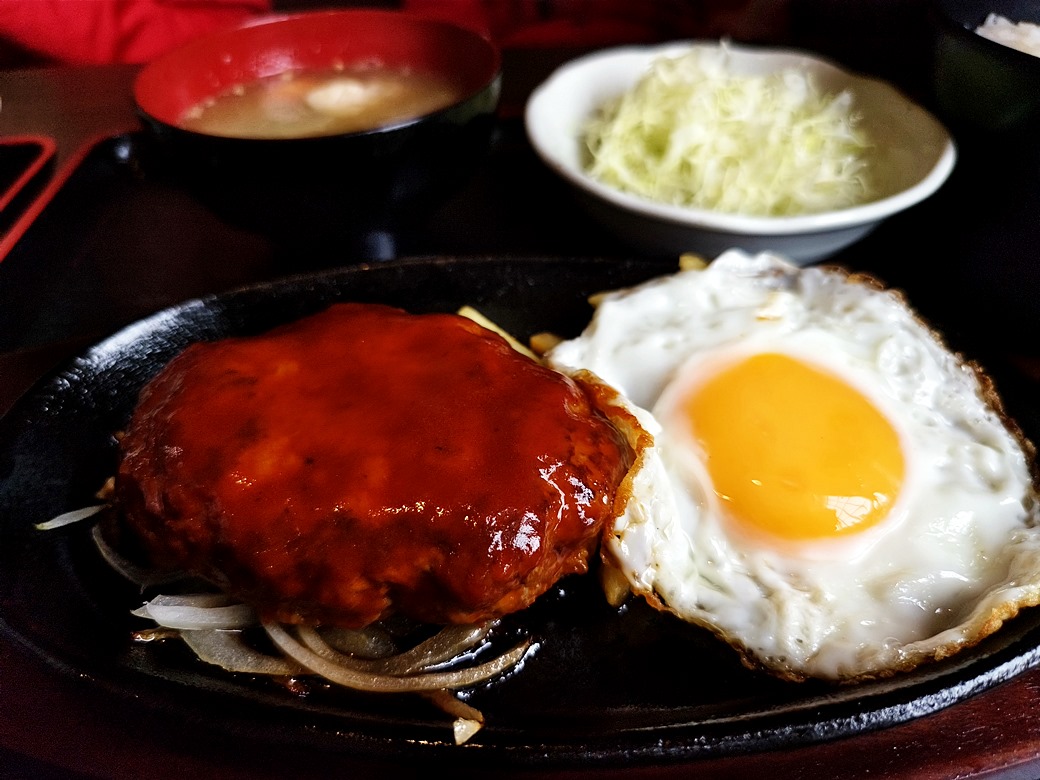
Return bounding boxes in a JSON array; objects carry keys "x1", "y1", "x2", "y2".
[{"x1": 1, "y1": 255, "x2": 1039, "y2": 772}]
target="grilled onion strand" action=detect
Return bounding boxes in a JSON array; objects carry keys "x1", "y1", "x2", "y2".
[{"x1": 264, "y1": 622, "x2": 531, "y2": 693}]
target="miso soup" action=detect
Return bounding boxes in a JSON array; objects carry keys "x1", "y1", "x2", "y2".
[{"x1": 181, "y1": 65, "x2": 464, "y2": 139}]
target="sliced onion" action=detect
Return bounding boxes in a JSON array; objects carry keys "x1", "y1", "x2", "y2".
[
  {"x1": 376, "y1": 623, "x2": 494, "y2": 673},
  {"x1": 599, "y1": 562, "x2": 632, "y2": 609},
  {"x1": 132, "y1": 627, "x2": 179, "y2": 642},
  {"x1": 303, "y1": 623, "x2": 493, "y2": 675},
  {"x1": 95, "y1": 476, "x2": 116, "y2": 501},
  {"x1": 315, "y1": 625, "x2": 397, "y2": 659},
  {"x1": 91, "y1": 525, "x2": 183, "y2": 587},
  {"x1": 56, "y1": 487, "x2": 523, "y2": 742},
  {"x1": 180, "y1": 629, "x2": 303, "y2": 676},
  {"x1": 144, "y1": 593, "x2": 238, "y2": 608},
  {"x1": 422, "y1": 688, "x2": 485, "y2": 724},
  {"x1": 133, "y1": 594, "x2": 256, "y2": 630},
  {"x1": 35, "y1": 504, "x2": 105, "y2": 530},
  {"x1": 422, "y1": 688, "x2": 485, "y2": 743},
  {"x1": 264, "y1": 622, "x2": 531, "y2": 693},
  {"x1": 453, "y1": 717, "x2": 484, "y2": 745}
]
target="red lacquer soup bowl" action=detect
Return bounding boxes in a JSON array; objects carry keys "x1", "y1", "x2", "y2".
[{"x1": 133, "y1": 9, "x2": 501, "y2": 238}]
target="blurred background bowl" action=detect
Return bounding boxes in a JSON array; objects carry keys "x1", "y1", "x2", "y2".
[
  {"x1": 133, "y1": 9, "x2": 501, "y2": 247},
  {"x1": 525, "y1": 41, "x2": 955, "y2": 266},
  {"x1": 930, "y1": 0, "x2": 1040, "y2": 141}
]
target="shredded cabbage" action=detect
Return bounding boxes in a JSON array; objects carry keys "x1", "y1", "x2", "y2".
[
  {"x1": 975, "y1": 14, "x2": 1040, "y2": 58},
  {"x1": 583, "y1": 47, "x2": 875, "y2": 216}
]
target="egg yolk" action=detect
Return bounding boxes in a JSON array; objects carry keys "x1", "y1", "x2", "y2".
[{"x1": 682, "y1": 352, "x2": 904, "y2": 541}]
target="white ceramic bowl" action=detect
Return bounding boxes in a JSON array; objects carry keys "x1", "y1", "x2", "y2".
[{"x1": 525, "y1": 41, "x2": 957, "y2": 265}]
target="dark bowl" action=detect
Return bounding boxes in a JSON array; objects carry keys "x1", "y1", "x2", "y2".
[
  {"x1": 132, "y1": 10, "x2": 501, "y2": 241},
  {"x1": 930, "y1": 0, "x2": 1040, "y2": 141}
]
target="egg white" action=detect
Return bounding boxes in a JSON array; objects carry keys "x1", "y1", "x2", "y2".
[{"x1": 547, "y1": 249, "x2": 1040, "y2": 681}]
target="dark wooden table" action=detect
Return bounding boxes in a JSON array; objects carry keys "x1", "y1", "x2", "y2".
[{"x1": 2, "y1": 11, "x2": 1040, "y2": 778}]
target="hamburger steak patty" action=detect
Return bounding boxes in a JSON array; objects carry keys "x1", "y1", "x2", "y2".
[{"x1": 115, "y1": 303, "x2": 632, "y2": 628}]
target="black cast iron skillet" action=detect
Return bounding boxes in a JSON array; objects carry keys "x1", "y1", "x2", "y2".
[{"x1": 1, "y1": 256, "x2": 1039, "y2": 772}]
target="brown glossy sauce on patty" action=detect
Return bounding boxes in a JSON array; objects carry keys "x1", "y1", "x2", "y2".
[{"x1": 115, "y1": 303, "x2": 631, "y2": 628}]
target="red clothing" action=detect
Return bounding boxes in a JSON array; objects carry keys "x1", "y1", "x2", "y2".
[
  {"x1": 0, "y1": 0, "x2": 271, "y2": 65},
  {"x1": 403, "y1": 0, "x2": 788, "y2": 48},
  {"x1": 0, "y1": 0, "x2": 787, "y2": 67}
]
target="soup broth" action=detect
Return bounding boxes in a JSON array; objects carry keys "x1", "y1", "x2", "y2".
[{"x1": 181, "y1": 65, "x2": 464, "y2": 139}]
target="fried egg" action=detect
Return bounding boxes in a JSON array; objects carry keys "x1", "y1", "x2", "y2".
[{"x1": 546, "y1": 249, "x2": 1040, "y2": 681}]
